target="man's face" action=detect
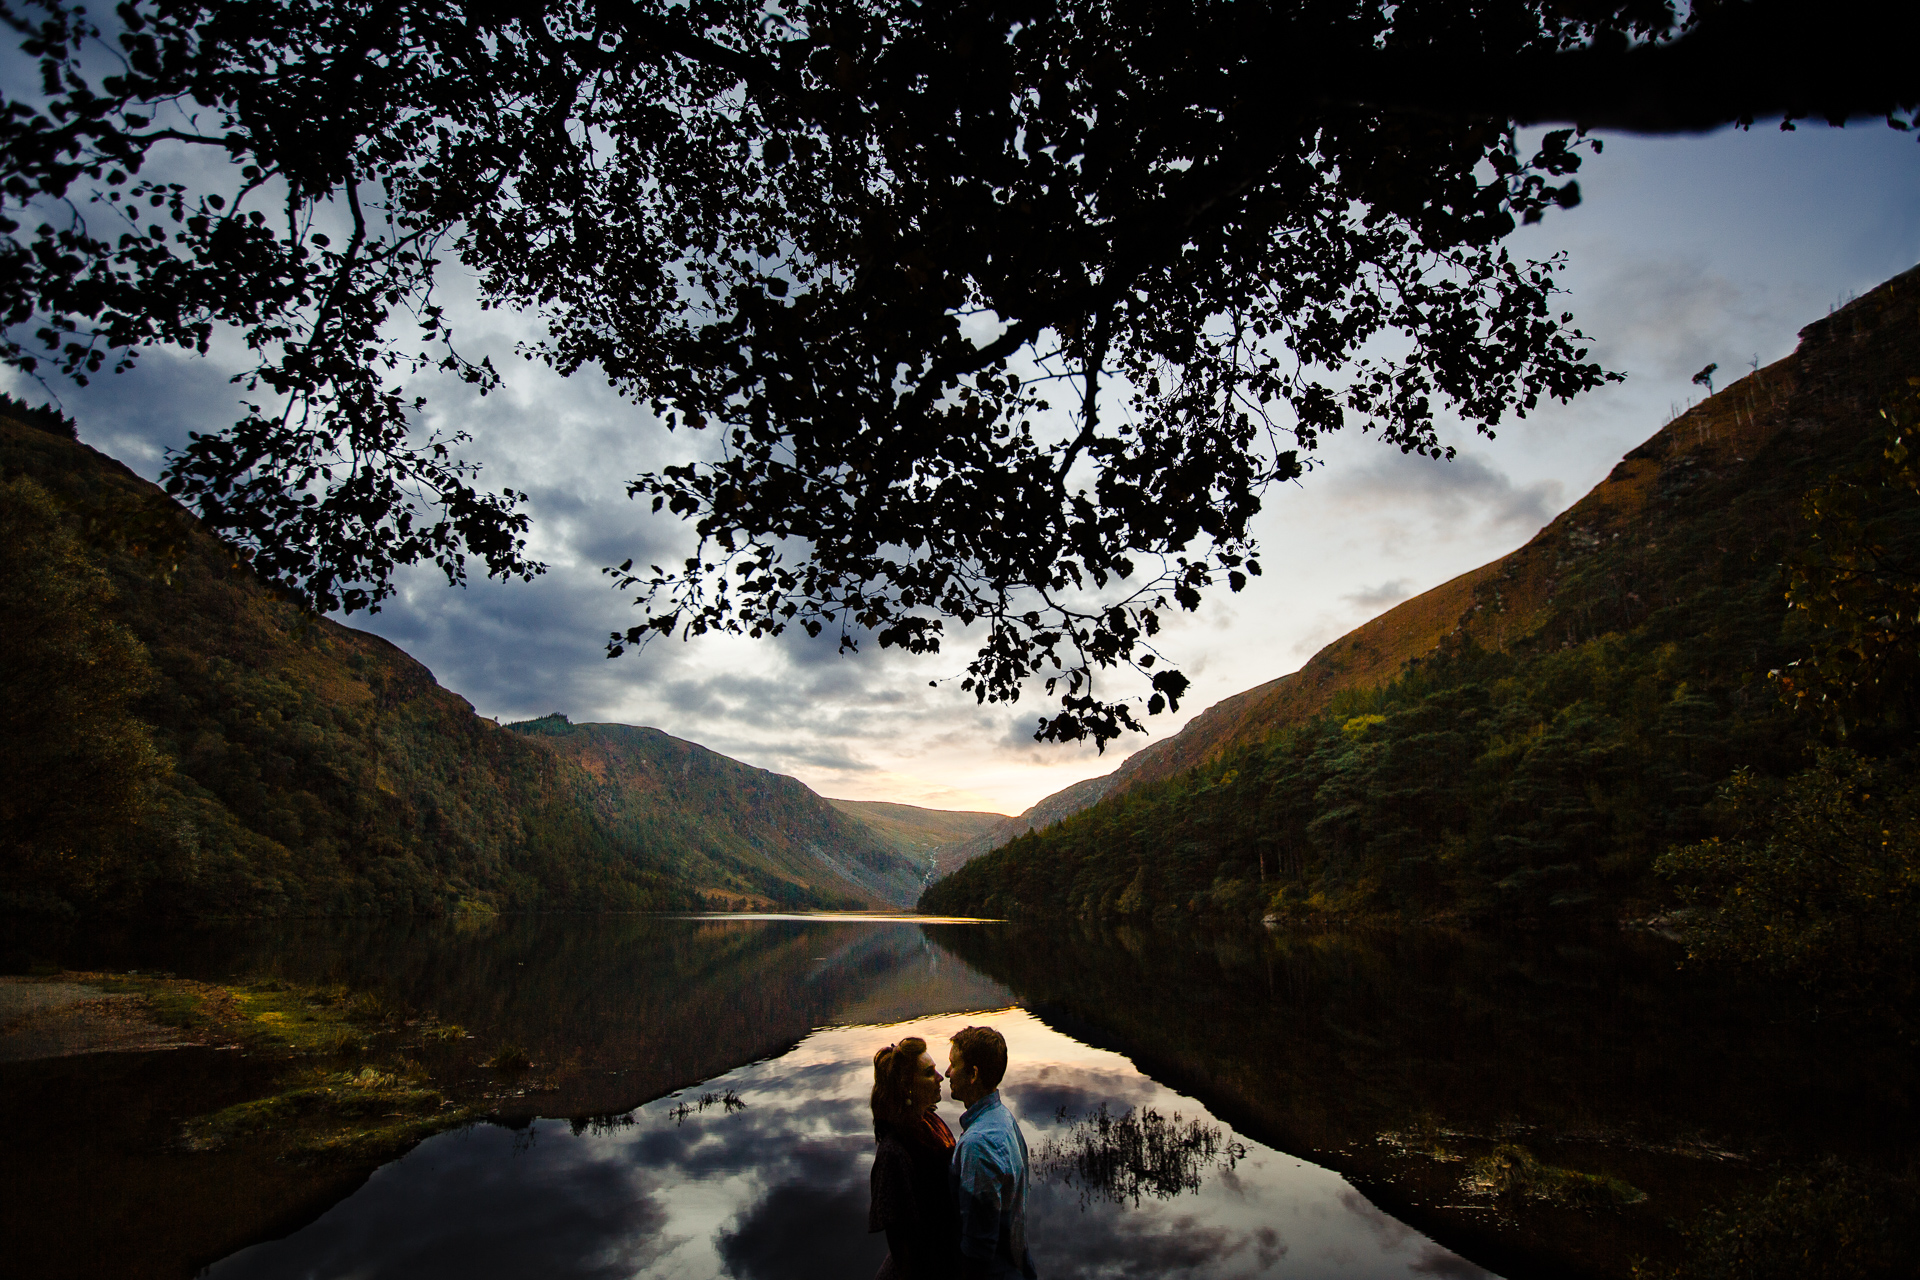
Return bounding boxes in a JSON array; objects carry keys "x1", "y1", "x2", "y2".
[{"x1": 946, "y1": 1044, "x2": 970, "y2": 1102}]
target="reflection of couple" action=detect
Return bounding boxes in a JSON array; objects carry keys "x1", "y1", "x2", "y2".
[{"x1": 869, "y1": 1026, "x2": 1039, "y2": 1280}]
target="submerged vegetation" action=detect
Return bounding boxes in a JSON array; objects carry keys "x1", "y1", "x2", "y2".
[
  {"x1": 183, "y1": 1063, "x2": 463, "y2": 1161},
  {"x1": 1465, "y1": 1143, "x2": 1647, "y2": 1212},
  {"x1": 1035, "y1": 1104, "x2": 1245, "y2": 1207}
]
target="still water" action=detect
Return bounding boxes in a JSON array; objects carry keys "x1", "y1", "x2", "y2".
[
  {"x1": 9, "y1": 913, "x2": 1911, "y2": 1279},
  {"x1": 177, "y1": 915, "x2": 1488, "y2": 1278},
  {"x1": 209, "y1": 1005, "x2": 1474, "y2": 1279}
]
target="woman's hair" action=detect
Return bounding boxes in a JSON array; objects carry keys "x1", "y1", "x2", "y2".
[{"x1": 871, "y1": 1035, "x2": 930, "y2": 1126}]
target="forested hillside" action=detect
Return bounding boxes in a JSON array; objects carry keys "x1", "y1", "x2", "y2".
[
  {"x1": 0, "y1": 407, "x2": 907, "y2": 917},
  {"x1": 923, "y1": 266, "x2": 1920, "y2": 927}
]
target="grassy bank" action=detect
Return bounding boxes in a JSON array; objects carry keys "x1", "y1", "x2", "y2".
[{"x1": 38, "y1": 971, "x2": 544, "y2": 1163}]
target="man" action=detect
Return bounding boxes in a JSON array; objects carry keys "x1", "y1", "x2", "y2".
[{"x1": 946, "y1": 1026, "x2": 1038, "y2": 1280}]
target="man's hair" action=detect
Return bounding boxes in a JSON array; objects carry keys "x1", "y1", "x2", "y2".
[
  {"x1": 950, "y1": 1025, "x2": 1008, "y2": 1092},
  {"x1": 871, "y1": 1035, "x2": 930, "y2": 1125}
]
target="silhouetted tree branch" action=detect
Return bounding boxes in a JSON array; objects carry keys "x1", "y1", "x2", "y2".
[{"x1": 3, "y1": 0, "x2": 1913, "y2": 745}]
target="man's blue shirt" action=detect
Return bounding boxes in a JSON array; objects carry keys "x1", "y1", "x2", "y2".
[{"x1": 951, "y1": 1090, "x2": 1036, "y2": 1278}]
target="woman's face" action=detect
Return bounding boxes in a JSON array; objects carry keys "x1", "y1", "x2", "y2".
[{"x1": 907, "y1": 1051, "x2": 943, "y2": 1113}]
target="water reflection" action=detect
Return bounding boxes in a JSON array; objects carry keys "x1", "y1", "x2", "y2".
[
  {"x1": 209, "y1": 1009, "x2": 1487, "y2": 1280},
  {"x1": 12, "y1": 913, "x2": 1907, "y2": 1279}
]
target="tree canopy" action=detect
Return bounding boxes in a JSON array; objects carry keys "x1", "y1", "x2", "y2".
[{"x1": 4, "y1": 0, "x2": 1915, "y2": 743}]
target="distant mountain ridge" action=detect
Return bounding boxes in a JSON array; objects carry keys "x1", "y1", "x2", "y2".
[
  {"x1": 0, "y1": 409, "x2": 919, "y2": 916},
  {"x1": 967, "y1": 265, "x2": 1920, "y2": 852},
  {"x1": 933, "y1": 774, "x2": 1121, "y2": 873},
  {"x1": 511, "y1": 717, "x2": 922, "y2": 907},
  {"x1": 824, "y1": 799, "x2": 1010, "y2": 889}
]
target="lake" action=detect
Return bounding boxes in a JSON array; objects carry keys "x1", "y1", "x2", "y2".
[{"x1": 4, "y1": 914, "x2": 1912, "y2": 1279}]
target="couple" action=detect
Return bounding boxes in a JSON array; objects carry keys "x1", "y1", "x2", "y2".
[{"x1": 869, "y1": 1025, "x2": 1038, "y2": 1280}]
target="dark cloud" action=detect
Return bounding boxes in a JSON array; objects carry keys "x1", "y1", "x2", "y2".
[
  {"x1": 1329, "y1": 450, "x2": 1564, "y2": 538},
  {"x1": 995, "y1": 708, "x2": 1139, "y2": 766},
  {"x1": 58, "y1": 345, "x2": 250, "y2": 482},
  {"x1": 1343, "y1": 579, "x2": 1414, "y2": 611},
  {"x1": 1572, "y1": 257, "x2": 1767, "y2": 384}
]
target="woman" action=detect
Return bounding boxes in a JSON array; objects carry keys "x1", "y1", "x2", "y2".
[{"x1": 869, "y1": 1036, "x2": 961, "y2": 1279}]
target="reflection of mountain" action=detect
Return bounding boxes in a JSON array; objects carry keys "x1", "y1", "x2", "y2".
[
  {"x1": 4, "y1": 915, "x2": 1018, "y2": 1277},
  {"x1": 0, "y1": 406, "x2": 915, "y2": 916},
  {"x1": 131, "y1": 915, "x2": 1015, "y2": 1119},
  {"x1": 816, "y1": 930, "x2": 1018, "y2": 1027},
  {"x1": 930, "y1": 921, "x2": 1919, "y2": 1280}
]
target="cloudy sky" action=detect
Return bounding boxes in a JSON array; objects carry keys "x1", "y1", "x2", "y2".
[{"x1": 10, "y1": 121, "x2": 1919, "y2": 815}]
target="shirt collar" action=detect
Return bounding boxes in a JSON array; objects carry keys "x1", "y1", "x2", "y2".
[{"x1": 958, "y1": 1090, "x2": 1002, "y2": 1132}]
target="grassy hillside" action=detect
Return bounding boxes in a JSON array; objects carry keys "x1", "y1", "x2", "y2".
[
  {"x1": 0, "y1": 405, "x2": 905, "y2": 917},
  {"x1": 513, "y1": 719, "x2": 922, "y2": 907},
  {"x1": 923, "y1": 265, "x2": 1920, "y2": 925},
  {"x1": 825, "y1": 799, "x2": 1009, "y2": 881}
]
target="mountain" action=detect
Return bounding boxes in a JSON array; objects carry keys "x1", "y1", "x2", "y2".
[
  {"x1": 965, "y1": 264, "x2": 1920, "y2": 850},
  {"x1": 927, "y1": 774, "x2": 1121, "y2": 874},
  {"x1": 510, "y1": 718, "x2": 921, "y2": 907},
  {"x1": 922, "y1": 263, "x2": 1920, "y2": 922},
  {"x1": 0, "y1": 404, "x2": 915, "y2": 917},
  {"x1": 824, "y1": 799, "x2": 1010, "y2": 885}
]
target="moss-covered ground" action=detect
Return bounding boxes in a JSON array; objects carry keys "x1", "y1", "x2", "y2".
[{"x1": 66, "y1": 972, "x2": 489, "y2": 1162}]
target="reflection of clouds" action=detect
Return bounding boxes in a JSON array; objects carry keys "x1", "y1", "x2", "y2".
[
  {"x1": 1214, "y1": 1164, "x2": 1250, "y2": 1200},
  {"x1": 1005, "y1": 1078, "x2": 1106, "y2": 1120},
  {"x1": 1024, "y1": 1192, "x2": 1281, "y2": 1278},
  {"x1": 715, "y1": 1137, "x2": 888, "y2": 1280},
  {"x1": 1335, "y1": 1186, "x2": 1487, "y2": 1278},
  {"x1": 208, "y1": 1121, "x2": 680, "y2": 1280},
  {"x1": 1003, "y1": 1065, "x2": 1159, "y2": 1128},
  {"x1": 1003, "y1": 1078, "x2": 1151, "y2": 1125}
]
